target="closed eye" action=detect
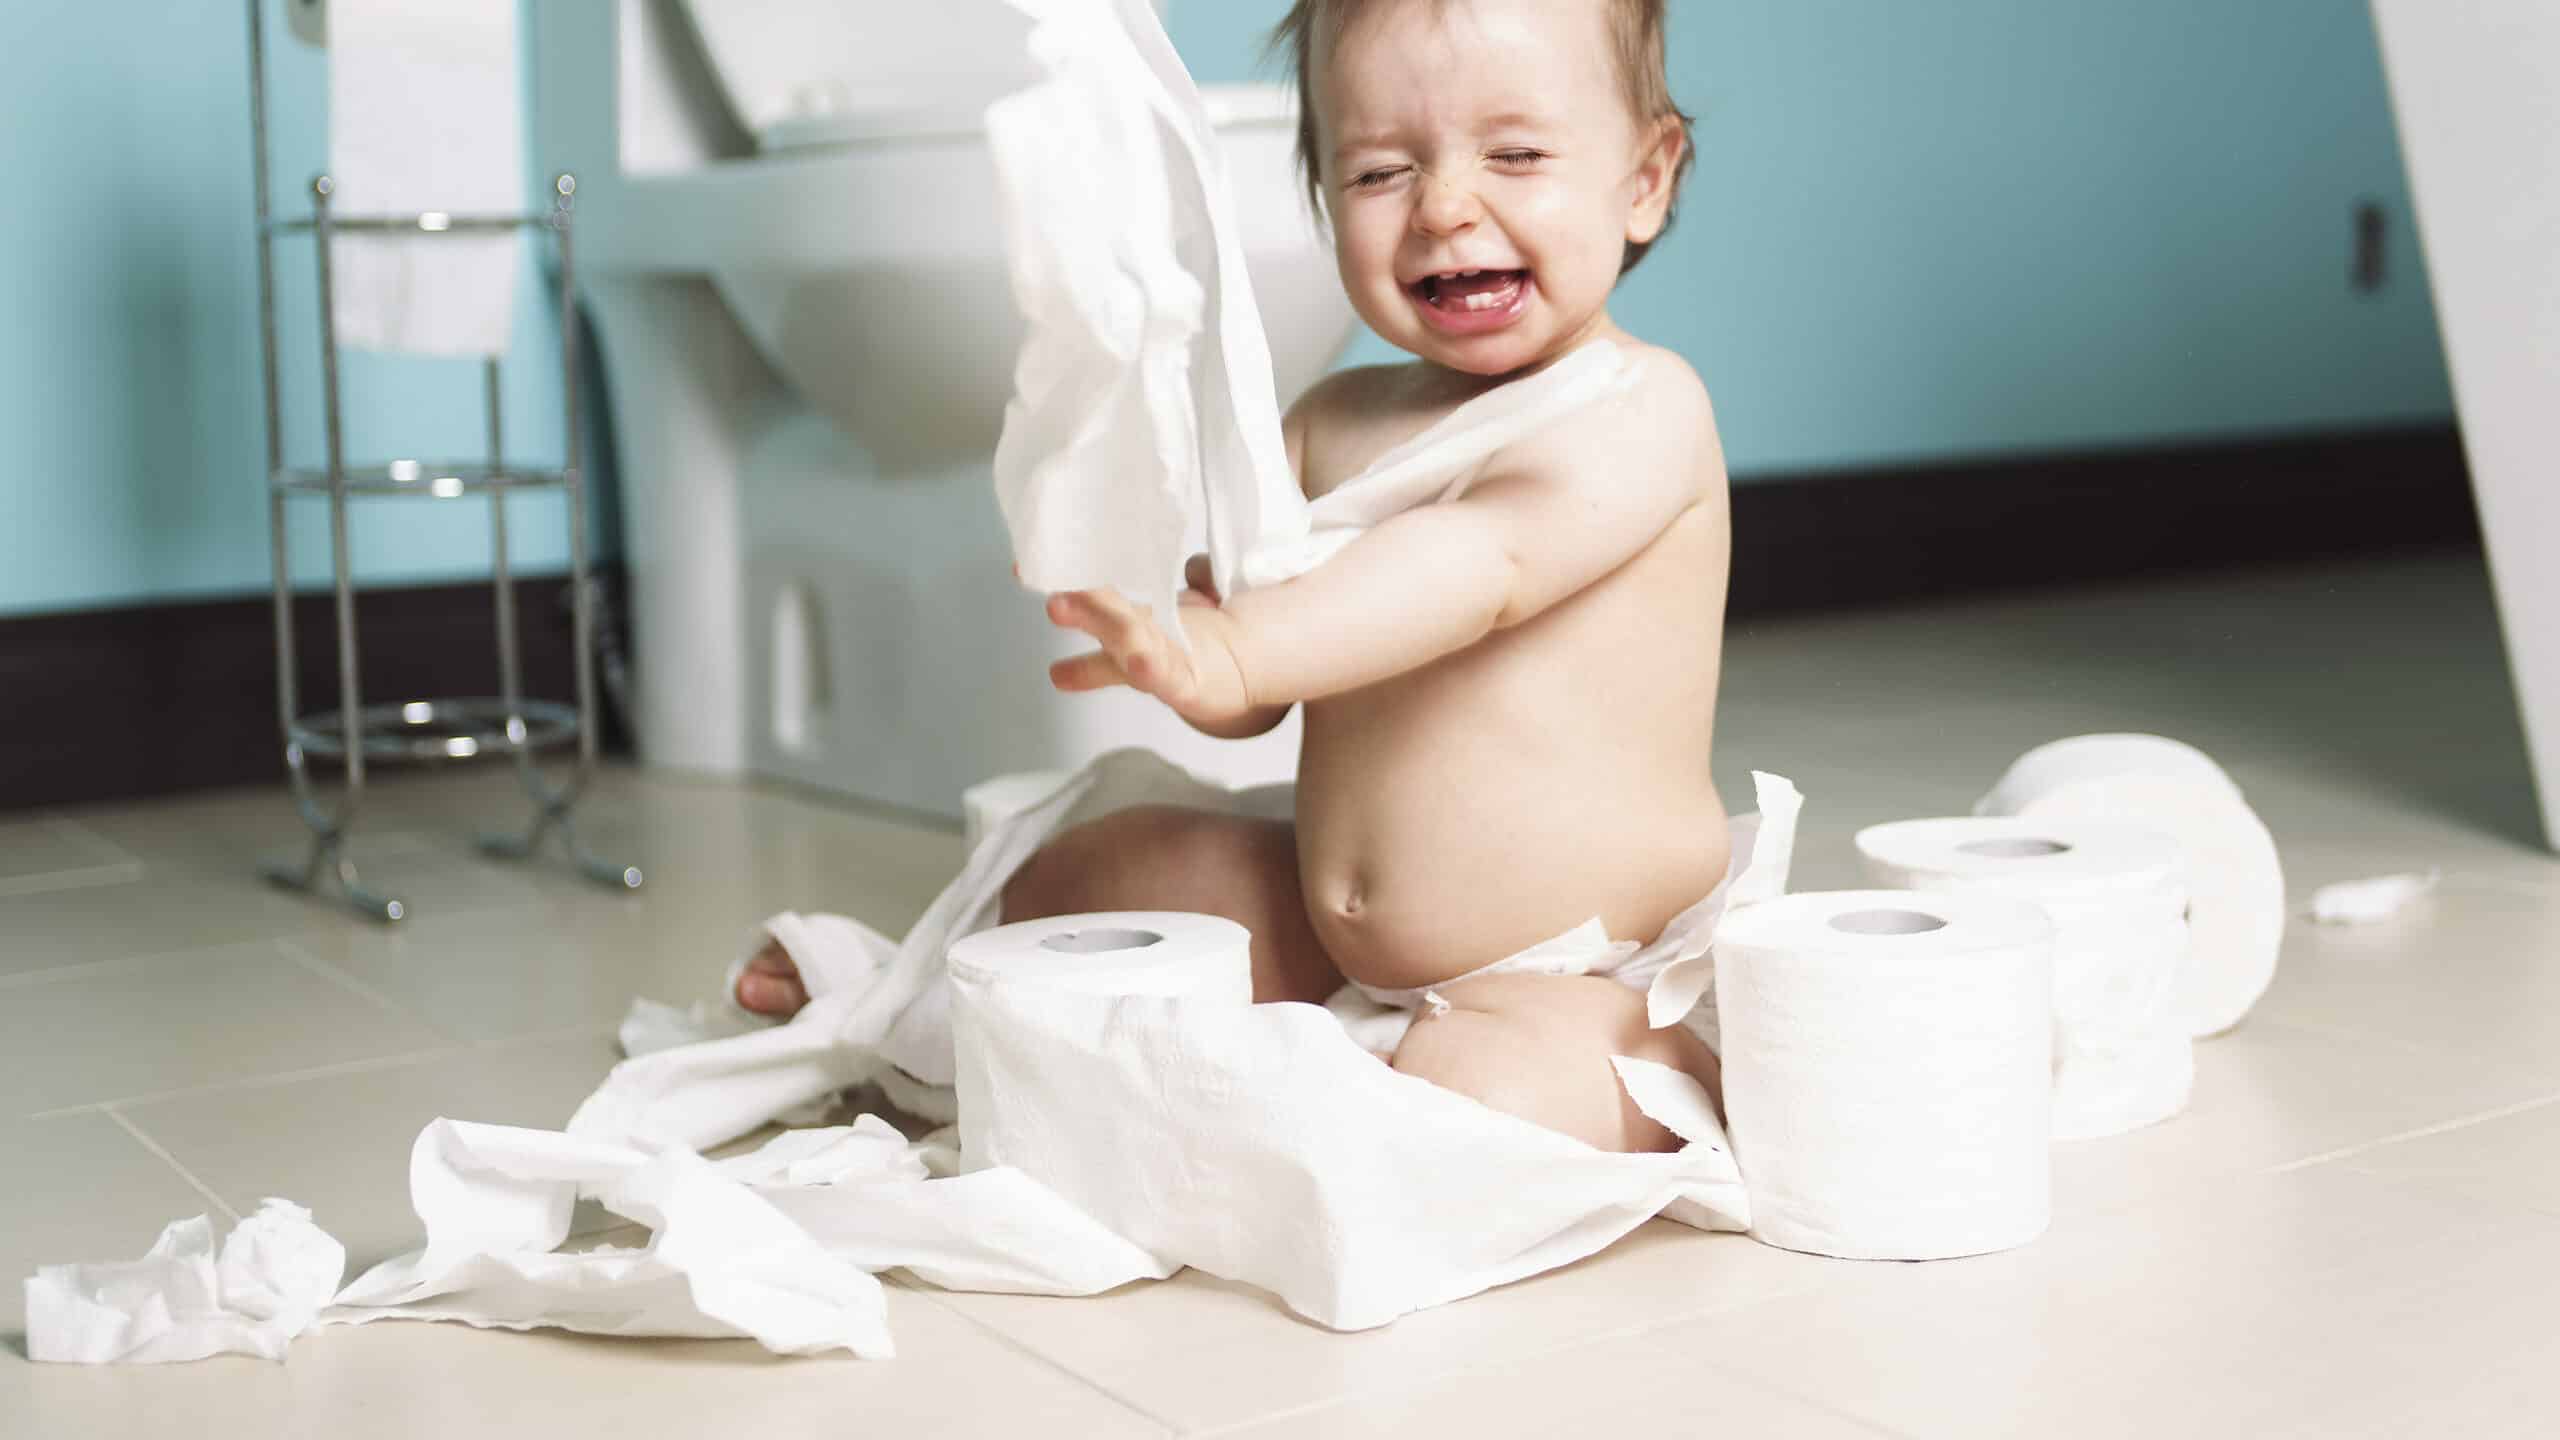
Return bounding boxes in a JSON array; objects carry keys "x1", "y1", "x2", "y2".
[
  {"x1": 1347, "y1": 166, "x2": 1412, "y2": 193},
  {"x1": 1487, "y1": 148, "x2": 1550, "y2": 169}
]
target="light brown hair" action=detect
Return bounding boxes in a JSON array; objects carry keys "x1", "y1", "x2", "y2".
[{"x1": 1268, "y1": 0, "x2": 1697, "y2": 274}]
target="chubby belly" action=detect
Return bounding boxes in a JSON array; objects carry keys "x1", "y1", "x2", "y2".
[{"x1": 1293, "y1": 610, "x2": 1729, "y2": 993}]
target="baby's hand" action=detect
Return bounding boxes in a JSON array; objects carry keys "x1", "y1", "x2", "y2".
[{"x1": 1046, "y1": 586, "x2": 1257, "y2": 731}]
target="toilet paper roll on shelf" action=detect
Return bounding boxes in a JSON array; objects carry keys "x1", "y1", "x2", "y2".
[
  {"x1": 1857, "y1": 817, "x2": 2194, "y2": 1141},
  {"x1": 1977, "y1": 735, "x2": 2285, "y2": 1038},
  {"x1": 328, "y1": 0, "x2": 525, "y2": 356},
  {"x1": 1714, "y1": 890, "x2": 2055, "y2": 1261}
]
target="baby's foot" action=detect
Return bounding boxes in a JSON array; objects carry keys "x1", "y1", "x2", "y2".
[{"x1": 735, "y1": 939, "x2": 811, "y2": 1017}]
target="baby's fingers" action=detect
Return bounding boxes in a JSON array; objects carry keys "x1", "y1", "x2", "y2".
[
  {"x1": 1047, "y1": 590, "x2": 1146, "y2": 651},
  {"x1": 1048, "y1": 649, "x2": 1129, "y2": 693}
]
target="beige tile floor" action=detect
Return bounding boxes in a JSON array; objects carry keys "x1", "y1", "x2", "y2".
[{"x1": 3, "y1": 550, "x2": 2555, "y2": 1439}]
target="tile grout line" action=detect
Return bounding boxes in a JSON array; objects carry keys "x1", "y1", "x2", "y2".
[
  {"x1": 2244, "y1": 1012, "x2": 2533, "y2": 1070},
  {"x1": 0, "y1": 925, "x2": 413, "y2": 993},
  {"x1": 1186, "y1": 1269, "x2": 1861, "y2": 1439},
  {"x1": 27, "y1": 1045, "x2": 467, "y2": 1121},
  {"x1": 271, "y1": 935, "x2": 451, "y2": 1034},
  {"x1": 0, "y1": 861, "x2": 149, "y2": 901},
  {"x1": 2268, "y1": 1088, "x2": 2560, "y2": 1175},
  {"x1": 101, "y1": 1106, "x2": 243, "y2": 1227},
  {"x1": 894, "y1": 1281, "x2": 1184, "y2": 1437}
]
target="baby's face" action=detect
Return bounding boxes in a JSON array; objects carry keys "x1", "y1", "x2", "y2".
[{"x1": 1315, "y1": 0, "x2": 1673, "y2": 376}]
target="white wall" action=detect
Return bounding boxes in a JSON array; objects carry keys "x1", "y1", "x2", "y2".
[{"x1": 2373, "y1": 0, "x2": 2560, "y2": 847}]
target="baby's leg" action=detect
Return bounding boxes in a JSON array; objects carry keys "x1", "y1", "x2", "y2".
[
  {"x1": 1388, "y1": 972, "x2": 1721, "y2": 1153},
  {"x1": 999, "y1": 805, "x2": 1343, "y2": 1004},
  {"x1": 737, "y1": 805, "x2": 1341, "y2": 1015}
]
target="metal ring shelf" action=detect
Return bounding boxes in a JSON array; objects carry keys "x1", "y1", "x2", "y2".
[
  {"x1": 289, "y1": 699, "x2": 581, "y2": 765},
  {"x1": 272, "y1": 463, "x2": 571, "y2": 498},
  {"x1": 268, "y1": 210, "x2": 554, "y2": 235},
  {"x1": 243, "y1": 0, "x2": 630, "y2": 921}
]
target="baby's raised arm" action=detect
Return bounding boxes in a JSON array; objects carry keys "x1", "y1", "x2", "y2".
[
  {"x1": 1210, "y1": 363, "x2": 1720, "y2": 704},
  {"x1": 1046, "y1": 359, "x2": 1723, "y2": 724}
]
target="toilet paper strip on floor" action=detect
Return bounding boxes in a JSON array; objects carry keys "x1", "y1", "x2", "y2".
[{"x1": 28, "y1": 755, "x2": 1788, "y2": 1363}]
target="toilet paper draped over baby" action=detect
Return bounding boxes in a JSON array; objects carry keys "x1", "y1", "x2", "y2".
[{"x1": 984, "y1": 0, "x2": 1645, "y2": 627}]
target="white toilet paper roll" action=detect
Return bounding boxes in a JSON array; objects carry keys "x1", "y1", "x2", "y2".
[
  {"x1": 946, "y1": 911, "x2": 1251, "y2": 999},
  {"x1": 1715, "y1": 890, "x2": 2054, "y2": 1261},
  {"x1": 945, "y1": 909, "x2": 1750, "y2": 1330},
  {"x1": 949, "y1": 911, "x2": 1252, "y2": 1166},
  {"x1": 1856, "y1": 817, "x2": 2195, "y2": 1141},
  {"x1": 1975, "y1": 735, "x2": 2285, "y2": 1038}
]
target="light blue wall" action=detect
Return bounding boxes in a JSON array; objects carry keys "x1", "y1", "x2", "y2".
[
  {"x1": 1169, "y1": 0, "x2": 2454, "y2": 475},
  {"x1": 1, "y1": 1, "x2": 2453, "y2": 619},
  {"x1": 0, "y1": 0, "x2": 573, "y2": 620}
]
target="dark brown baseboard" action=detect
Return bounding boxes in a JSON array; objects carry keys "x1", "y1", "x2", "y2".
[
  {"x1": 0, "y1": 571, "x2": 628, "y2": 812},
  {"x1": 0, "y1": 423, "x2": 2479, "y2": 811},
  {"x1": 1725, "y1": 422, "x2": 2475, "y2": 614}
]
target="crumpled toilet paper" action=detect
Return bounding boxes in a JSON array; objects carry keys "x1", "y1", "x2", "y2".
[
  {"x1": 32, "y1": 851, "x2": 1764, "y2": 1360},
  {"x1": 26, "y1": 1116, "x2": 1194, "y2": 1364},
  {"x1": 987, "y1": 0, "x2": 1302, "y2": 627},
  {"x1": 25, "y1": 1200, "x2": 344, "y2": 1364},
  {"x1": 326, "y1": 1121, "x2": 896, "y2": 1357},
  {"x1": 558, "y1": 752, "x2": 1792, "y2": 1334},
  {"x1": 2310, "y1": 870, "x2": 2439, "y2": 925}
]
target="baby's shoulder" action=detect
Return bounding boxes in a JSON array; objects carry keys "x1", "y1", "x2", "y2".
[
  {"x1": 1286, "y1": 361, "x2": 1430, "y2": 434},
  {"x1": 1596, "y1": 339, "x2": 1717, "y2": 451},
  {"x1": 1506, "y1": 340, "x2": 1724, "y2": 495},
  {"x1": 1284, "y1": 362, "x2": 1442, "y2": 496}
]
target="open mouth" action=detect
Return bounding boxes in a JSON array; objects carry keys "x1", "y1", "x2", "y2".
[
  {"x1": 1414, "y1": 268, "x2": 1529, "y2": 312},
  {"x1": 1407, "y1": 268, "x2": 1533, "y2": 335}
]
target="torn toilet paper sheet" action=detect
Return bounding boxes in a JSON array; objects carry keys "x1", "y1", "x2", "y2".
[
  {"x1": 29, "y1": 1118, "x2": 1176, "y2": 1364},
  {"x1": 580, "y1": 754, "x2": 1799, "y2": 1155},
  {"x1": 988, "y1": 0, "x2": 1300, "y2": 626},
  {"x1": 571, "y1": 750, "x2": 1244, "y2": 1153},
  {"x1": 984, "y1": 0, "x2": 1645, "y2": 619},
  {"x1": 947, "y1": 911, "x2": 1747, "y2": 1330},
  {"x1": 25, "y1": 1201, "x2": 344, "y2": 1364},
  {"x1": 1646, "y1": 774, "x2": 1805, "y2": 1034},
  {"x1": 1227, "y1": 339, "x2": 1648, "y2": 592},
  {"x1": 324, "y1": 1120, "x2": 895, "y2": 1358},
  {"x1": 554, "y1": 754, "x2": 1790, "y2": 1333},
  {"x1": 2309, "y1": 870, "x2": 2440, "y2": 925}
]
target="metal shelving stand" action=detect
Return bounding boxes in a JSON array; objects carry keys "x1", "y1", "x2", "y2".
[{"x1": 246, "y1": 0, "x2": 639, "y2": 922}]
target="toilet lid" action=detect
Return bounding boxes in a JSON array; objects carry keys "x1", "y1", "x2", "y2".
[{"x1": 759, "y1": 83, "x2": 1297, "y2": 153}]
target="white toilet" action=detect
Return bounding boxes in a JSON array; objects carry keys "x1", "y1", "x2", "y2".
[{"x1": 530, "y1": 1, "x2": 1357, "y2": 818}]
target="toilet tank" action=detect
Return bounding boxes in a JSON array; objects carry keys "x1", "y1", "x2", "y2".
[{"x1": 674, "y1": 0, "x2": 1169, "y2": 144}]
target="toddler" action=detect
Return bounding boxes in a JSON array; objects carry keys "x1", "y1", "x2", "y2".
[{"x1": 746, "y1": 0, "x2": 1730, "y2": 1153}]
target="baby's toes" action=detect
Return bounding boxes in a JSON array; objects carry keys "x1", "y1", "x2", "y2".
[{"x1": 735, "y1": 942, "x2": 810, "y2": 1016}]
